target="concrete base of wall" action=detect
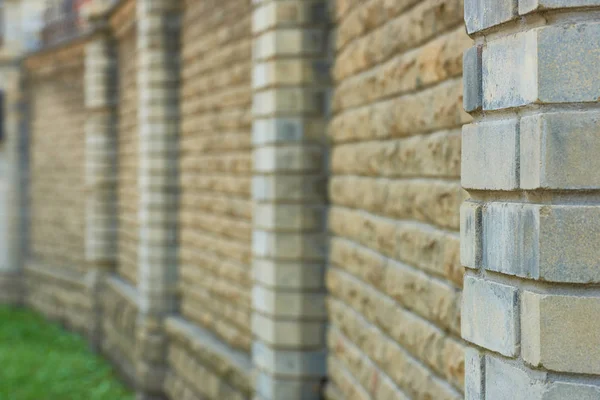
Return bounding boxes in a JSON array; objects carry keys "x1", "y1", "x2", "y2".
[{"x1": 165, "y1": 317, "x2": 253, "y2": 400}]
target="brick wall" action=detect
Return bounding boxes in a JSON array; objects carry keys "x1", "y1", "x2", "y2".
[
  {"x1": 167, "y1": 0, "x2": 254, "y2": 397},
  {"x1": 325, "y1": 0, "x2": 472, "y2": 398},
  {"x1": 177, "y1": 0, "x2": 253, "y2": 352},
  {"x1": 10, "y1": 1, "x2": 509, "y2": 399},
  {"x1": 25, "y1": 42, "x2": 91, "y2": 334},
  {"x1": 114, "y1": 0, "x2": 138, "y2": 287},
  {"x1": 102, "y1": 0, "x2": 138, "y2": 385}
]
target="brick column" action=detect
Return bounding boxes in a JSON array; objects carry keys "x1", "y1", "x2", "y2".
[
  {"x1": 84, "y1": 27, "x2": 118, "y2": 347},
  {"x1": 462, "y1": 2, "x2": 600, "y2": 398},
  {"x1": 251, "y1": 1, "x2": 330, "y2": 399},
  {"x1": 1, "y1": 66, "x2": 27, "y2": 305},
  {"x1": 136, "y1": 1, "x2": 180, "y2": 398}
]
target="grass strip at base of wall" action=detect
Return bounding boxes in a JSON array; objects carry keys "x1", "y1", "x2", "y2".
[{"x1": 0, "y1": 306, "x2": 134, "y2": 400}]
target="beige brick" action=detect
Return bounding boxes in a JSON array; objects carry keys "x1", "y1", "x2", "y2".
[{"x1": 522, "y1": 291, "x2": 600, "y2": 374}]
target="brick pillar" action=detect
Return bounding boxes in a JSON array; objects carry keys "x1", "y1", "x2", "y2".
[
  {"x1": 251, "y1": 1, "x2": 330, "y2": 399},
  {"x1": 135, "y1": 1, "x2": 180, "y2": 398},
  {"x1": 84, "y1": 27, "x2": 118, "y2": 347},
  {"x1": 462, "y1": 2, "x2": 600, "y2": 398},
  {"x1": 1, "y1": 66, "x2": 27, "y2": 305}
]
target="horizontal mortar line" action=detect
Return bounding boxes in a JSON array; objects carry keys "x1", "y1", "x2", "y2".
[
  {"x1": 253, "y1": 54, "x2": 331, "y2": 63},
  {"x1": 466, "y1": 190, "x2": 600, "y2": 206},
  {"x1": 468, "y1": 339, "x2": 600, "y2": 385},
  {"x1": 252, "y1": 23, "x2": 332, "y2": 38},
  {"x1": 330, "y1": 265, "x2": 463, "y2": 341},
  {"x1": 331, "y1": 76, "x2": 462, "y2": 117},
  {"x1": 328, "y1": 295, "x2": 464, "y2": 396},
  {"x1": 251, "y1": 281, "x2": 327, "y2": 295},
  {"x1": 469, "y1": 268, "x2": 600, "y2": 295},
  {"x1": 328, "y1": 125, "x2": 462, "y2": 146},
  {"x1": 251, "y1": 309, "x2": 328, "y2": 323},
  {"x1": 330, "y1": 170, "x2": 460, "y2": 182},
  {"x1": 471, "y1": 102, "x2": 600, "y2": 122},
  {"x1": 332, "y1": 175, "x2": 460, "y2": 185},
  {"x1": 472, "y1": 8, "x2": 600, "y2": 41},
  {"x1": 252, "y1": 83, "x2": 331, "y2": 93}
]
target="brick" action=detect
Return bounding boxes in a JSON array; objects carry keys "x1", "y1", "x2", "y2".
[
  {"x1": 252, "y1": 312, "x2": 326, "y2": 347},
  {"x1": 252, "y1": 285, "x2": 327, "y2": 319},
  {"x1": 254, "y1": 145, "x2": 324, "y2": 173},
  {"x1": 483, "y1": 203, "x2": 600, "y2": 283},
  {"x1": 253, "y1": 89, "x2": 326, "y2": 117},
  {"x1": 256, "y1": 372, "x2": 323, "y2": 400},
  {"x1": 484, "y1": 356, "x2": 546, "y2": 400},
  {"x1": 483, "y1": 23, "x2": 600, "y2": 110},
  {"x1": 463, "y1": 45, "x2": 483, "y2": 112},
  {"x1": 252, "y1": 175, "x2": 326, "y2": 202},
  {"x1": 522, "y1": 291, "x2": 600, "y2": 374},
  {"x1": 252, "y1": 341, "x2": 327, "y2": 377},
  {"x1": 253, "y1": 259, "x2": 325, "y2": 290},
  {"x1": 252, "y1": 230, "x2": 326, "y2": 260},
  {"x1": 542, "y1": 382, "x2": 600, "y2": 400},
  {"x1": 461, "y1": 276, "x2": 519, "y2": 357},
  {"x1": 253, "y1": 118, "x2": 327, "y2": 145},
  {"x1": 519, "y1": 0, "x2": 600, "y2": 14},
  {"x1": 461, "y1": 119, "x2": 519, "y2": 190},
  {"x1": 520, "y1": 111, "x2": 600, "y2": 189},
  {"x1": 253, "y1": 29, "x2": 326, "y2": 60},
  {"x1": 465, "y1": 0, "x2": 518, "y2": 34},
  {"x1": 254, "y1": 204, "x2": 325, "y2": 231},
  {"x1": 460, "y1": 201, "x2": 482, "y2": 268},
  {"x1": 464, "y1": 348, "x2": 484, "y2": 400}
]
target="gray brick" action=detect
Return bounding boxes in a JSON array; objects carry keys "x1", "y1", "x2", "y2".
[
  {"x1": 462, "y1": 276, "x2": 519, "y2": 357},
  {"x1": 463, "y1": 45, "x2": 483, "y2": 112},
  {"x1": 465, "y1": 347, "x2": 484, "y2": 400},
  {"x1": 465, "y1": 0, "x2": 518, "y2": 34},
  {"x1": 521, "y1": 111, "x2": 600, "y2": 189},
  {"x1": 484, "y1": 23, "x2": 600, "y2": 110},
  {"x1": 460, "y1": 201, "x2": 483, "y2": 269},
  {"x1": 542, "y1": 382, "x2": 600, "y2": 400},
  {"x1": 461, "y1": 119, "x2": 519, "y2": 190},
  {"x1": 256, "y1": 372, "x2": 322, "y2": 400},
  {"x1": 483, "y1": 203, "x2": 600, "y2": 283}
]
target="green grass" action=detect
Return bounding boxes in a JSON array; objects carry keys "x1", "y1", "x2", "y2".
[{"x1": 0, "y1": 306, "x2": 134, "y2": 400}]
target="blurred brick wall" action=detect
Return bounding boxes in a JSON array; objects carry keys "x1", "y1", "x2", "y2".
[{"x1": 325, "y1": 0, "x2": 472, "y2": 398}]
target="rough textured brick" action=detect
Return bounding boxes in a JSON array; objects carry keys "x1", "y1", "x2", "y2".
[
  {"x1": 521, "y1": 111, "x2": 600, "y2": 189},
  {"x1": 462, "y1": 276, "x2": 519, "y2": 357},
  {"x1": 522, "y1": 291, "x2": 600, "y2": 374},
  {"x1": 465, "y1": 0, "x2": 518, "y2": 34},
  {"x1": 483, "y1": 203, "x2": 600, "y2": 283},
  {"x1": 461, "y1": 119, "x2": 519, "y2": 190},
  {"x1": 178, "y1": 0, "x2": 253, "y2": 354}
]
